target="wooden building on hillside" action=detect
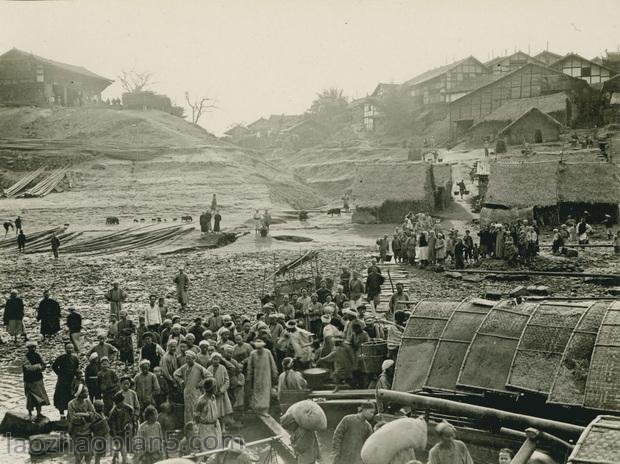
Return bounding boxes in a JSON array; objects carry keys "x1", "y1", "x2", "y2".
[
  {"x1": 484, "y1": 51, "x2": 546, "y2": 75},
  {"x1": 0, "y1": 48, "x2": 112, "y2": 106},
  {"x1": 602, "y1": 51, "x2": 620, "y2": 74},
  {"x1": 602, "y1": 75, "x2": 620, "y2": 124},
  {"x1": 497, "y1": 108, "x2": 562, "y2": 145},
  {"x1": 402, "y1": 56, "x2": 489, "y2": 110},
  {"x1": 448, "y1": 63, "x2": 588, "y2": 139},
  {"x1": 533, "y1": 50, "x2": 563, "y2": 66},
  {"x1": 550, "y1": 53, "x2": 616, "y2": 86},
  {"x1": 467, "y1": 93, "x2": 569, "y2": 144}
]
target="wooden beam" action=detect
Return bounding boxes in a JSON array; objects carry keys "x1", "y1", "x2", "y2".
[
  {"x1": 257, "y1": 413, "x2": 296, "y2": 460},
  {"x1": 456, "y1": 269, "x2": 619, "y2": 279},
  {"x1": 377, "y1": 389, "x2": 585, "y2": 438}
]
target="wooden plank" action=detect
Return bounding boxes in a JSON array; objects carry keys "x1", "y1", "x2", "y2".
[{"x1": 257, "y1": 414, "x2": 295, "y2": 459}]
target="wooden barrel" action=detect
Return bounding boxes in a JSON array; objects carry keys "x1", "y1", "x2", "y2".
[
  {"x1": 302, "y1": 367, "x2": 330, "y2": 390},
  {"x1": 361, "y1": 339, "x2": 388, "y2": 374}
]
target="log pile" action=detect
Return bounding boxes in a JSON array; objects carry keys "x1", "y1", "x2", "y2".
[
  {"x1": 19, "y1": 166, "x2": 71, "y2": 197},
  {"x1": 56, "y1": 225, "x2": 195, "y2": 255},
  {"x1": 0, "y1": 227, "x2": 66, "y2": 250},
  {"x1": 1, "y1": 166, "x2": 46, "y2": 198}
]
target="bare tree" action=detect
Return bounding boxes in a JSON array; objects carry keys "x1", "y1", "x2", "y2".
[
  {"x1": 118, "y1": 69, "x2": 155, "y2": 94},
  {"x1": 185, "y1": 92, "x2": 217, "y2": 125}
]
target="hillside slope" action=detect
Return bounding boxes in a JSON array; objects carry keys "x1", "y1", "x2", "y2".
[
  {"x1": 0, "y1": 106, "x2": 220, "y2": 147},
  {"x1": 0, "y1": 107, "x2": 326, "y2": 226}
]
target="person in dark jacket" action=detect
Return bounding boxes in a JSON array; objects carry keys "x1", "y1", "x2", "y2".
[
  {"x1": 50, "y1": 233, "x2": 60, "y2": 259},
  {"x1": 199, "y1": 211, "x2": 211, "y2": 235},
  {"x1": 15, "y1": 216, "x2": 22, "y2": 233},
  {"x1": 4, "y1": 290, "x2": 27, "y2": 343},
  {"x1": 365, "y1": 269, "x2": 385, "y2": 310},
  {"x1": 51, "y1": 343, "x2": 80, "y2": 418},
  {"x1": 23, "y1": 341, "x2": 50, "y2": 420},
  {"x1": 17, "y1": 230, "x2": 26, "y2": 252},
  {"x1": 66, "y1": 307, "x2": 82, "y2": 352},
  {"x1": 37, "y1": 290, "x2": 61, "y2": 340},
  {"x1": 213, "y1": 210, "x2": 222, "y2": 232},
  {"x1": 454, "y1": 238, "x2": 465, "y2": 269}
]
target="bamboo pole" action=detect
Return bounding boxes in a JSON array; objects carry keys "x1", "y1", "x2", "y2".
[{"x1": 376, "y1": 390, "x2": 585, "y2": 437}]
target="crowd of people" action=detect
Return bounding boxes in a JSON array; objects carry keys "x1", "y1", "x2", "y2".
[
  {"x1": 378, "y1": 212, "x2": 480, "y2": 270},
  {"x1": 378, "y1": 211, "x2": 617, "y2": 269},
  {"x1": 5, "y1": 255, "x2": 423, "y2": 463}
]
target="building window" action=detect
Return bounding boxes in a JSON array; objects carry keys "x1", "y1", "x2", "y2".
[{"x1": 581, "y1": 66, "x2": 591, "y2": 77}]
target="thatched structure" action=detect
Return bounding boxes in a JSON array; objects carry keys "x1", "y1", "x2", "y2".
[
  {"x1": 483, "y1": 160, "x2": 620, "y2": 224},
  {"x1": 351, "y1": 161, "x2": 435, "y2": 223},
  {"x1": 431, "y1": 163, "x2": 453, "y2": 209},
  {"x1": 484, "y1": 161, "x2": 559, "y2": 208}
]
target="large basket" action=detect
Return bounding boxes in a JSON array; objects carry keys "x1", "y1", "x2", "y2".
[{"x1": 361, "y1": 339, "x2": 388, "y2": 374}]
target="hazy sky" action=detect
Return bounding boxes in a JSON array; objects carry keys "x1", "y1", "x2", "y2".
[{"x1": 1, "y1": 0, "x2": 619, "y2": 135}]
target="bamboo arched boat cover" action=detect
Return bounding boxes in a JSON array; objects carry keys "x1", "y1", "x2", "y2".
[
  {"x1": 392, "y1": 299, "x2": 492, "y2": 393},
  {"x1": 392, "y1": 299, "x2": 620, "y2": 414}
]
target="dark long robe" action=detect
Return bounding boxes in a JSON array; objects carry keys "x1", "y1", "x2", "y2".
[
  {"x1": 115, "y1": 319, "x2": 135, "y2": 363},
  {"x1": 23, "y1": 351, "x2": 50, "y2": 410},
  {"x1": 52, "y1": 353, "x2": 80, "y2": 411},
  {"x1": 37, "y1": 297, "x2": 61, "y2": 336}
]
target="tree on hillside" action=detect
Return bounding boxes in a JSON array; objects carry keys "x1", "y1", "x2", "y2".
[
  {"x1": 376, "y1": 86, "x2": 415, "y2": 135},
  {"x1": 118, "y1": 69, "x2": 156, "y2": 94},
  {"x1": 307, "y1": 87, "x2": 350, "y2": 135},
  {"x1": 185, "y1": 92, "x2": 218, "y2": 125}
]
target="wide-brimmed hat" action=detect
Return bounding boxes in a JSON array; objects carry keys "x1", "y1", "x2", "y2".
[
  {"x1": 285, "y1": 320, "x2": 297, "y2": 329},
  {"x1": 253, "y1": 339, "x2": 266, "y2": 348},
  {"x1": 321, "y1": 314, "x2": 331, "y2": 324}
]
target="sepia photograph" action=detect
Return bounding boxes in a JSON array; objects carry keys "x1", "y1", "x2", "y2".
[{"x1": 0, "y1": 0, "x2": 619, "y2": 463}]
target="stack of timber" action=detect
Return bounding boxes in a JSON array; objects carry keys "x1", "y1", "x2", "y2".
[
  {"x1": 57, "y1": 224, "x2": 195, "y2": 255},
  {"x1": 1, "y1": 167, "x2": 46, "y2": 198},
  {"x1": 0, "y1": 225, "x2": 195, "y2": 255},
  {"x1": 19, "y1": 166, "x2": 71, "y2": 198},
  {"x1": 0, "y1": 227, "x2": 66, "y2": 250}
]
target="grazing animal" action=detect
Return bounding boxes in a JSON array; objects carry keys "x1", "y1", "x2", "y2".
[
  {"x1": 157, "y1": 217, "x2": 162, "y2": 222},
  {"x1": 299, "y1": 210, "x2": 309, "y2": 221},
  {"x1": 181, "y1": 215, "x2": 193, "y2": 223},
  {"x1": 105, "y1": 216, "x2": 119, "y2": 225},
  {"x1": 163, "y1": 218, "x2": 167, "y2": 222},
  {"x1": 133, "y1": 219, "x2": 139, "y2": 223},
  {"x1": 152, "y1": 218, "x2": 157, "y2": 222},
  {"x1": 172, "y1": 218, "x2": 178, "y2": 221},
  {"x1": 327, "y1": 208, "x2": 341, "y2": 217},
  {"x1": 140, "y1": 218, "x2": 146, "y2": 222}
]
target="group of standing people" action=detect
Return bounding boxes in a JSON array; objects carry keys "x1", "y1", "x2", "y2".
[
  {"x1": 252, "y1": 208, "x2": 272, "y2": 235},
  {"x1": 199, "y1": 194, "x2": 223, "y2": 235},
  {"x1": 378, "y1": 213, "x2": 479, "y2": 270}
]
